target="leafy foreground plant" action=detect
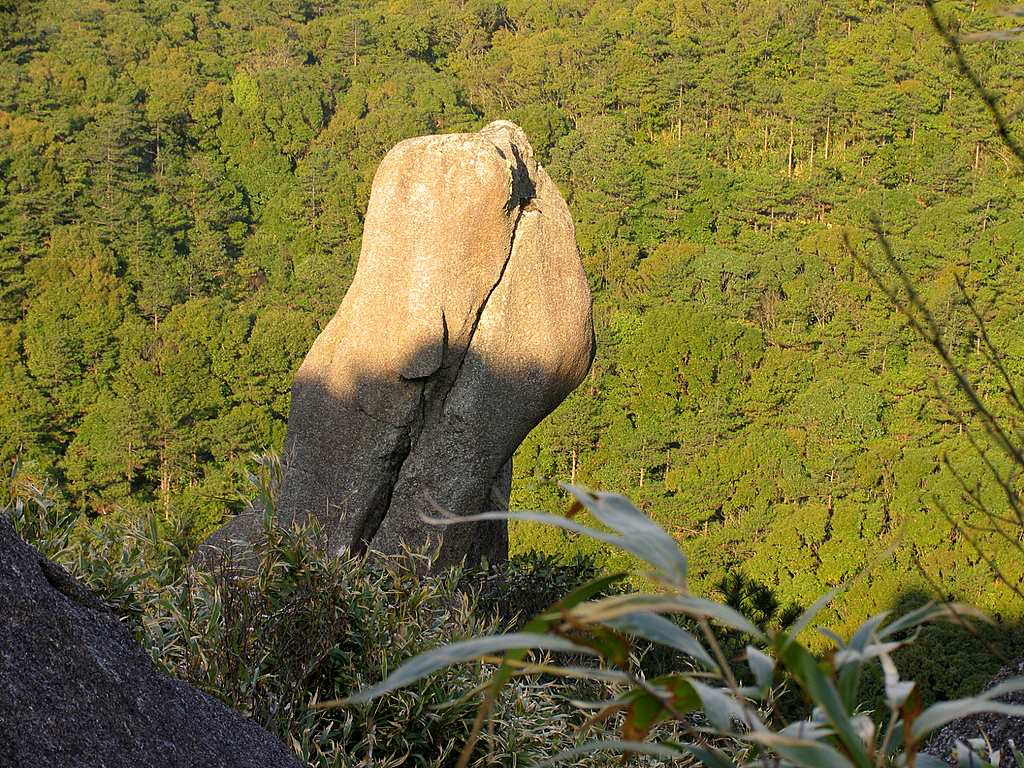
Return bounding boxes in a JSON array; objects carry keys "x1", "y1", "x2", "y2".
[
  {"x1": 5, "y1": 460, "x2": 644, "y2": 767},
  {"x1": 337, "y1": 485, "x2": 1024, "y2": 768}
]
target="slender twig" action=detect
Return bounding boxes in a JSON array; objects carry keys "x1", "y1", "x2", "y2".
[
  {"x1": 943, "y1": 444, "x2": 1022, "y2": 527},
  {"x1": 851, "y1": 222, "x2": 1024, "y2": 638},
  {"x1": 950, "y1": 417, "x2": 1023, "y2": 536},
  {"x1": 948, "y1": 409, "x2": 1024, "y2": 526},
  {"x1": 849, "y1": 221, "x2": 1024, "y2": 472},
  {"x1": 924, "y1": 0, "x2": 1024, "y2": 164},
  {"x1": 935, "y1": 500, "x2": 1024, "y2": 604},
  {"x1": 910, "y1": 550, "x2": 1008, "y2": 663},
  {"x1": 954, "y1": 274, "x2": 1024, "y2": 414},
  {"x1": 943, "y1": 456, "x2": 1019, "y2": 528}
]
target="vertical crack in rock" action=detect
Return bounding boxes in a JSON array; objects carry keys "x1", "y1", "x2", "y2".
[
  {"x1": 357, "y1": 313, "x2": 448, "y2": 550},
  {"x1": 350, "y1": 428, "x2": 412, "y2": 555},
  {"x1": 436, "y1": 130, "x2": 535, "y2": 418},
  {"x1": 437, "y1": 205, "x2": 526, "y2": 418}
]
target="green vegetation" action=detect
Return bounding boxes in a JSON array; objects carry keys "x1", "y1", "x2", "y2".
[
  {"x1": 3, "y1": 0, "x2": 1024, "y2": 711},
  {"x1": 350, "y1": 486, "x2": 1024, "y2": 768},
  {"x1": 7, "y1": 470, "x2": 631, "y2": 767}
]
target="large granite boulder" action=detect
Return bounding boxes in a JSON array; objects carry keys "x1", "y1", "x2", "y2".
[
  {"x1": 201, "y1": 121, "x2": 593, "y2": 570},
  {"x1": 0, "y1": 517, "x2": 303, "y2": 768}
]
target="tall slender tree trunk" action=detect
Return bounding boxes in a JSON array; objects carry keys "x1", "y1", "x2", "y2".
[
  {"x1": 787, "y1": 119, "x2": 794, "y2": 177},
  {"x1": 676, "y1": 85, "x2": 683, "y2": 145},
  {"x1": 159, "y1": 439, "x2": 171, "y2": 518},
  {"x1": 126, "y1": 440, "x2": 134, "y2": 486}
]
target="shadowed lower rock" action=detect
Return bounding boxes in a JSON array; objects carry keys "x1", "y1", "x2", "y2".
[
  {"x1": 0, "y1": 518, "x2": 303, "y2": 768},
  {"x1": 199, "y1": 121, "x2": 593, "y2": 571}
]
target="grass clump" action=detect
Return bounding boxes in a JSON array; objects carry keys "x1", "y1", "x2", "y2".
[
  {"x1": 5, "y1": 465, "x2": 637, "y2": 767},
  {"x1": 11, "y1": 459, "x2": 1024, "y2": 767}
]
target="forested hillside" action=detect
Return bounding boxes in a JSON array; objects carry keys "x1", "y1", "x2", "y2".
[{"x1": 3, "y1": 0, "x2": 1024, "y2": 680}]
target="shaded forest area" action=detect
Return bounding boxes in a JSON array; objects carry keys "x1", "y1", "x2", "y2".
[{"x1": 3, "y1": 0, "x2": 1024, "y2": 693}]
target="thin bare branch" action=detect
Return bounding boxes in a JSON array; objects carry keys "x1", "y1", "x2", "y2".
[
  {"x1": 935, "y1": 500, "x2": 1024, "y2": 604},
  {"x1": 954, "y1": 273, "x2": 1024, "y2": 414},
  {"x1": 924, "y1": 0, "x2": 1024, "y2": 164},
  {"x1": 849, "y1": 220, "x2": 1024, "y2": 474},
  {"x1": 910, "y1": 551, "x2": 1008, "y2": 664},
  {"x1": 949, "y1": 411, "x2": 1024, "y2": 526},
  {"x1": 943, "y1": 455, "x2": 1020, "y2": 528}
]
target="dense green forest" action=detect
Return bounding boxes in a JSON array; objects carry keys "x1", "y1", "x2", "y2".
[{"x1": 3, "y1": 0, "x2": 1024, "y2": 679}]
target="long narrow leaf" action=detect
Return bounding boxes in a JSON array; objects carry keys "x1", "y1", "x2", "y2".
[
  {"x1": 746, "y1": 731, "x2": 856, "y2": 768},
  {"x1": 913, "y1": 755, "x2": 953, "y2": 768},
  {"x1": 779, "y1": 721, "x2": 834, "y2": 740},
  {"x1": 536, "y1": 739, "x2": 686, "y2": 765},
  {"x1": 606, "y1": 612, "x2": 717, "y2": 670},
  {"x1": 571, "y1": 594, "x2": 697, "y2": 624},
  {"x1": 340, "y1": 633, "x2": 596, "y2": 704},
  {"x1": 835, "y1": 613, "x2": 890, "y2": 710},
  {"x1": 563, "y1": 484, "x2": 689, "y2": 587},
  {"x1": 423, "y1": 507, "x2": 683, "y2": 585},
  {"x1": 689, "y1": 680, "x2": 760, "y2": 733},
  {"x1": 566, "y1": 593, "x2": 764, "y2": 638},
  {"x1": 912, "y1": 699, "x2": 1024, "y2": 740},
  {"x1": 974, "y1": 676, "x2": 1024, "y2": 701},
  {"x1": 777, "y1": 639, "x2": 872, "y2": 767},
  {"x1": 878, "y1": 603, "x2": 989, "y2": 639},
  {"x1": 540, "y1": 572, "x2": 629, "y2": 619},
  {"x1": 452, "y1": 569, "x2": 632, "y2": 765},
  {"x1": 681, "y1": 744, "x2": 735, "y2": 768},
  {"x1": 834, "y1": 640, "x2": 904, "y2": 668},
  {"x1": 422, "y1": 509, "x2": 627, "y2": 551},
  {"x1": 845, "y1": 613, "x2": 890, "y2": 654},
  {"x1": 746, "y1": 646, "x2": 776, "y2": 691},
  {"x1": 783, "y1": 590, "x2": 837, "y2": 648},
  {"x1": 672, "y1": 596, "x2": 765, "y2": 638}
]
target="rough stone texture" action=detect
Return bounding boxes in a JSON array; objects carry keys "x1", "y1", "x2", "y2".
[
  {"x1": 926, "y1": 657, "x2": 1024, "y2": 764},
  {"x1": 200, "y1": 121, "x2": 593, "y2": 571},
  {"x1": 0, "y1": 517, "x2": 303, "y2": 768}
]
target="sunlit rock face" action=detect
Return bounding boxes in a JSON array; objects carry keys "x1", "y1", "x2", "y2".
[{"x1": 202, "y1": 121, "x2": 594, "y2": 571}]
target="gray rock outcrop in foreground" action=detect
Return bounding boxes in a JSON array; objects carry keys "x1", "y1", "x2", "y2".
[
  {"x1": 201, "y1": 121, "x2": 594, "y2": 570},
  {"x1": 926, "y1": 656, "x2": 1024, "y2": 763},
  {"x1": 0, "y1": 518, "x2": 302, "y2": 768}
]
